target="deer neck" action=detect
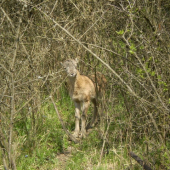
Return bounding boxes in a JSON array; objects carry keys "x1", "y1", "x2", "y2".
[{"x1": 68, "y1": 70, "x2": 80, "y2": 85}]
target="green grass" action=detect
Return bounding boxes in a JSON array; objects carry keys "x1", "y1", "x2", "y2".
[{"x1": 1, "y1": 90, "x2": 169, "y2": 170}]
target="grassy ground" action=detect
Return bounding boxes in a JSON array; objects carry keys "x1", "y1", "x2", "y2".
[
  {"x1": 0, "y1": 91, "x2": 167, "y2": 170},
  {"x1": 13, "y1": 98, "x2": 136, "y2": 170}
]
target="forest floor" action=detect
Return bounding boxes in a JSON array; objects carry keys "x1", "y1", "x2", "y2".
[{"x1": 55, "y1": 151, "x2": 71, "y2": 170}]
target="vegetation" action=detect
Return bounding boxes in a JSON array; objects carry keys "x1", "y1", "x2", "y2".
[{"x1": 0, "y1": 0, "x2": 170, "y2": 169}]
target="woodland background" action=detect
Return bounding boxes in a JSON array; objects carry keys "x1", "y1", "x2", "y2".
[{"x1": 0, "y1": 0, "x2": 170, "y2": 169}]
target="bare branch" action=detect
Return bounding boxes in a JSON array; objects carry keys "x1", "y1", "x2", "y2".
[
  {"x1": 129, "y1": 151, "x2": 152, "y2": 170},
  {"x1": 0, "y1": 7, "x2": 14, "y2": 30}
]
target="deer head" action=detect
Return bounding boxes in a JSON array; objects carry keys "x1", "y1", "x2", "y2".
[{"x1": 61, "y1": 58, "x2": 79, "y2": 77}]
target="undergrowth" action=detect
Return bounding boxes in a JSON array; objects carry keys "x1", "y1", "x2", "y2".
[{"x1": 1, "y1": 90, "x2": 169, "y2": 170}]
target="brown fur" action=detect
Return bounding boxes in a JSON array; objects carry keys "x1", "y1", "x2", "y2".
[
  {"x1": 61, "y1": 58, "x2": 106, "y2": 138},
  {"x1": 89, "y1": 72, "x2": 107, "y2": 98}
]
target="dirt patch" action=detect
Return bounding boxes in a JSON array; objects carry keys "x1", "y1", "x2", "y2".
[
  {"x1": 54, "y1": 147, "x2": 76, "y2": 170},
  {"x1": 55, "y1": 153, "x2": 70, "y2": 170}
]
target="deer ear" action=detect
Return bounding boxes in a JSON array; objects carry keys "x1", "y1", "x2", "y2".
[
  {"x1": 61, "y1": 62, "x2": 65, "y2": 68},
  {"x1": 75, "y1": 57, "x2": 80, "y2": 64}
]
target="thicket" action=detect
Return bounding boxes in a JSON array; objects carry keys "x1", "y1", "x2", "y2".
[{"x1": 0, "y1": 0, "x2": 170, "y2": 169}]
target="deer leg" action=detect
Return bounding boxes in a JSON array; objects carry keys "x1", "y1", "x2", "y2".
[
  {"x1": 80, "y1": 101, "x2": 90, "y2": 138},
  {"x1": 73, "y1": 102, "x2": 81, "y2": 138},
  {"x1": 91, "y1": 98, "x2": 99, "y2": 127}
]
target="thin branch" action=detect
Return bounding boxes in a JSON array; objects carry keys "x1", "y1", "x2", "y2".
[
  {"x1": 8, "y1": 5, "x2": 25, "y2": 170},
  {"x1": 14, "y1": 93, "x2": 37, "y2": 116},
  {"x1": 81, "y1": 42, "x2": 141, "y2": 69},
  {"x1": 98, "y1": 120, "x2": 111, "y2": 166},
  {"x1": 49, "y1": 0, "x2": 58, "y2": 15},
  {"x1": 50, "y1": 96, "x2": 79, "y2": 143},
  {"x1": 0, "y1": 126, "x2": 9, "y2": 170},
  {"x1": 0, "y1": 63, "x2": 11, "y2": 76},
  {"x1": 0, "y1": 7, "x2": 14, "y2": 30},
  {"x1": 129, "y1": 151, "x2": 152, "y2": 170},
  {"x1": 78, "y1": 12, "x2": 105, "y2": 41}
]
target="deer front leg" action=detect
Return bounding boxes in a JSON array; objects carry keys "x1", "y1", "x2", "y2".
[
  {"x1": 80, "y1": 101, "x2": 90, "y2": 138},
  {"x1": 73, "y1": 102, "x2": 81, "y2": 138}
]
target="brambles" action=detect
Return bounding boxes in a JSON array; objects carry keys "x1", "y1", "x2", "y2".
[{"x1": 0, "y1": 0, "x2": 170, "y2": 169}]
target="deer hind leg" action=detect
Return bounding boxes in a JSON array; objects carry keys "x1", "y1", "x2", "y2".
[
  {"x1": 80, "y1": 101, "x2": 90, "y2": 138},
  {"x1": 91, "y1": 98, "x2": 99, "y2": 127},
  {"x1": 73, "y1": 102, "x2": 81, "y2": 138}
]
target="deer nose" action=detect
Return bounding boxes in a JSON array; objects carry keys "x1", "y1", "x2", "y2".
[
  {"x1": 69, "y1": 72, "x2": 76, "y2": 77},
  {"x1": 70, "y1": 73, "x2": 75, "y2": 76}
]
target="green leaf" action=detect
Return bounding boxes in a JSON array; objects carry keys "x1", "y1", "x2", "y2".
[
  {"x1": 151, "y1": 71, "x2": 155, "y2": 76},
  {"x1": 140, "y1": 45, "x2": 144, "y2": 50},
  {"x1": 148, "y1": 56, "x2": 153, "y2": 61},
  {"x1": 158, "y1": 75, "x2": 161, "y2": 79},
  {"x1": 130, "y1": 45, "x2": 136, "y2": 51},
  {"x1": 129, "y1": 50, "x2": 134, "y2": 54},
  {"x1": 116, "y1": 30, "x2": 124, "y2": 35}
]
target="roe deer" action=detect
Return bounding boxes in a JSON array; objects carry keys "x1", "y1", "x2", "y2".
[{"x1": 61, "y1": 58, "x2": 106, "y2": 138}]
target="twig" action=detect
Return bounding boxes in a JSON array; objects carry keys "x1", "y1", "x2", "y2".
[
  {"x1": 0, "y1": 126, "x2": 9, "y2": 170},
  {"x1": 14, "y1": 93, "x2": 37, "y2": 115},
  {"x1": 129, "y1": 151, "x2": 152, "y2": 170},
  {"x1": 0, "y1": 63, "x2": 11, "y2": 75},
  {"x1": 50, "y1": 96, "x2": 79, "y2": 143},
  {"x1": 49, "y1": 0, "x2": 58, "y2": 15},
  {"x1": 98, "y1": 120, "x2": 110, "y2": 166},
  {"x1": 0, "y1": 7, "x2": 14, "y2": 30}
]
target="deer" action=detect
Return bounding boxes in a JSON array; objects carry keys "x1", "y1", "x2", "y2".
[{"x1": 61, "y1": 58, "x2": 106, "y2": 138}]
